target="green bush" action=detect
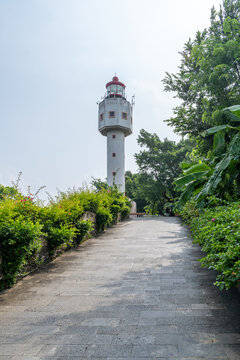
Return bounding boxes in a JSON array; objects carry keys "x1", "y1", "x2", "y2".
[
  {"x1": 110, "y1": 204, "x2": 121, "y2": 222},
  {"x1": 180, "y1": 200, "x2": 200, "y2": 222},
  {"x1": 56, "y1": 189, "x2": 98, "y2": 214},
  {"x1": 96, "y1": 208, "x2": 111, "y2": 232},
  {"x1": 182, "y1": 202, "x2": 240, "y2": 290},
  {"x1": 75, "y1": 220, "x2": 92, "y2": 243},
  {"x1": 0, "y1": 183, "x2": 131, "y2": 290},
  {"x1": 120, "y1": 205, "x2": 131, "y2": 220},
  {"x1": 0, "y1": 216, "x2": 43, "y2": 289},
  {"x1": 46, "y1": 224, "x2": 77, "y2": 255}
]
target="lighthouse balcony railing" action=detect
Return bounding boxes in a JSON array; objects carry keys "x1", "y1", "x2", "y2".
[{"x1": 102, "y1": 91, "x2": 127, "y2": 101}]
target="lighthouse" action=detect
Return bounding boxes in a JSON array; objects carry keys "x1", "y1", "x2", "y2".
[{"x1": 98, "y1": 76, "x2": 133, "y2": 193}]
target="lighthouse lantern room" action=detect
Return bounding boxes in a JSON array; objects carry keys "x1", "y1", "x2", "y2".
[{"x1": 98, "y1": 76, "x2": 133, "y2": 192}]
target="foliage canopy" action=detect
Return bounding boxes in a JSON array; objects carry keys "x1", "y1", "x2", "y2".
[
  {"x1": 125, "y1": 130, "x2": 192, "y2": 214},
  {"x1": 163, "y1": 0, "x2": 240, "y2": 141}
]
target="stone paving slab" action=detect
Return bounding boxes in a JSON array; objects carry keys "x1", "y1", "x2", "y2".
[{"x1": 0, "y1": 217, "x2": 240, "y2": 359}]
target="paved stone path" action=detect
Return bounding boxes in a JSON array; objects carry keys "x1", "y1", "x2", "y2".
[{"x1": 0, "y1": 217, "x2": 240, "y2": 359}]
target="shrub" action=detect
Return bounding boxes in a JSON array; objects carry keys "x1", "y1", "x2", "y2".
[
  {"x1": 184, "y1": 202, "x2": 240, "y2": 290},
  {"x1": 75, "y1": 220, "x2": 92, "y2": 243},
  {"x1": 0, "y1": 216, "x2": 43, "y2": 289},
  {"x1": 180, "y1": 200, "x2": 200, "y2": 222},
  {"x1": 110, "y1": 204, "x2": 121, "y2": 222},
  {"x1": 56, "y1": 189, "x2": 98, "y2": 214},
  {"x1": 120, "y1": 205, "x2": 130, "y2": 220},
  {"x1": 46, "y1": 224, "x2": 77, "y2": 255},
  {"x1": 0, "y1": 181, "x2": 131, "y2": 289},
  {"x1": 96, "y1": 208, "x2": 111, "y2": 232}
]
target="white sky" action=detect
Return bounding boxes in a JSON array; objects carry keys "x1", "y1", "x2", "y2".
[{"x1": 0, "y1": 0, "x2": 222, "y2": 198}]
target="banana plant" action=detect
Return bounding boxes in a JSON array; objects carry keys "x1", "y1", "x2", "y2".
[
  {"x1": 174, "y1": 162, "x2": 212, "y2": 209},
  {"x1": 197, "y1": 105, "x2": 240, "y2": 204},
  {"x1": 175, "y1": 105, "x2": 240, "y2": 210},
  {"x1": 197, "y1": 133, "x2": 240, "y2": 203}
]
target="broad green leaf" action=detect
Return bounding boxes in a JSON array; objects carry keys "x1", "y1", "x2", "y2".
[
  {"x1": 184, "y1": 163, "x2": 210, "y2": 175},
  {"x1": 176, "y1": 183, "x2": 196, "y2": 210},
  {"x1": 197, "y1": 155, "x2": 232, "y2": 199},
  {"x1": 227, "y1": 133, "x2": 240, "y2": 156},
  {"x1": 175, "y1": 171, "x2": 209, "y2": 191},
  {"x1": 181, "y1": 162, "x2": 196, "y2": 170},
  {"x1": 193, "y1": 185, "x2": 203, "y2": 196},
  {"x1": 213, "y1": 131, "x2": 225, "y2": 155},
  {"x1": 224, "y1": 105, "x2": 240, "y2": 118},
  {"x1": 210, "y1": 157, "x2": 233, "y2": 191},
  {"x1": 206, "y1": 125, "x2": 229, "y2": 135},
  {"x1": 227, "y1": 112, "x2": 240, "y2": 125}
]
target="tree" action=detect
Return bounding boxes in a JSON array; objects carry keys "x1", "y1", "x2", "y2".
[
  {"x1": 131, "y1": 129, "x2": 193, "y2": 214},
  {"x1": 125, "y1": 171, "x2": 147, "y2": 212},
  {"x1": 91, "y1": 177, "x2": 108, "y2": 192},
  {"x1": 163, "y1": 0, "x2": 240, "y2": 145},
  {"x1": 0, "y1": 185, "x2": 18, "y2": 201}
]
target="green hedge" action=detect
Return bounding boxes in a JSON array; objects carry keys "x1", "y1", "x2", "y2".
[
  {"x1": 0, "y1": 186, "x2": 131, "y2": 290},
  {"x1": 181, "y1": 201, "x2": 240, "y2": 290}
]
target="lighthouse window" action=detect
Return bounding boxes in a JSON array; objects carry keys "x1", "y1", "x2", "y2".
[
  {"x1": 100, "y1": 113, "x2": 104, "y2": 121},
  {"x1": 122, "y1": 112, "x2": 128, "y2": 120},
  {"x1": 117, "y1": 85, "x2": 123, "y2": 95},
  {"x1": 110, "y1": 85, "x2": 117, "y2": 93},
  {"x1": 112, "y1": 134, "x2": 116, "y2": 139},
  {"x1": 112, "y1": 153, "x2": 116, "y2": 157},
  {"x1": 109, "y1": 111, "x2": 115, "y2": 118}
]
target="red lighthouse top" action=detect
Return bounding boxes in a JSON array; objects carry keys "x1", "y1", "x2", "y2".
[
  {"x1": 106, "y1": 75, "x2": 126, "y2": 98},
  {"x1": 106, "y1": 76, "x2": 126, "y2": 88}
]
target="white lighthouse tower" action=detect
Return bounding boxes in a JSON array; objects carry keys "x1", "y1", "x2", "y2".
[{"x1": 98, "y1": 76, "x2": 133, "y2": 193}]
